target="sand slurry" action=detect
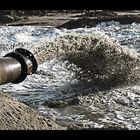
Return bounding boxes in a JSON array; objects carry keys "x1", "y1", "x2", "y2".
[{"x1": 0, "y1": 92, "x2": 66, "y2": 130}]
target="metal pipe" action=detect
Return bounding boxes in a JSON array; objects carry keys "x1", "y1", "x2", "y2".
[{"x1": 0, "y1": 48, "x2": 38, "y2": 85}]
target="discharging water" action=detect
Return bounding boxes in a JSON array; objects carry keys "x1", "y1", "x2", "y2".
[{"x1": 1, "y1": 21, "x2": 140, "y2": 129}]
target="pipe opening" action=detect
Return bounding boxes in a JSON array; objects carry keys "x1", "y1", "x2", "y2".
[{"x1": 0, "y1": 48, "x2": 38, "y2": 85}]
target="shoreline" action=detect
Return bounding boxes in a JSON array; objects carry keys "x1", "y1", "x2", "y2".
[{"x1": 1, "y1": 10, "x2": 140, "y2": 28}]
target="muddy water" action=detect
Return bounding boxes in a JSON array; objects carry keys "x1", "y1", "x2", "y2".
[{"x1": 1, "y1": 22, "x2": 140, "y2": 129}]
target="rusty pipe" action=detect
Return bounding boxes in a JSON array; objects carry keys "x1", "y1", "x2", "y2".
[{"x1": 0, "y1": 48, "x2": 38, "y2": 85}]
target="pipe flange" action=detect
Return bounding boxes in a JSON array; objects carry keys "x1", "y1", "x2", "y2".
[
  {"x1": 15, "y1": 48, "x2": 38, "y2": 74},
  {"x1": 4, "y1": 52, "x2": 28, "y2": 83}
]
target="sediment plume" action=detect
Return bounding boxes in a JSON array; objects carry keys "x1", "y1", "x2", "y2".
[{"x1": 32, "y1": 32, "x2": 140, "y2": 87}]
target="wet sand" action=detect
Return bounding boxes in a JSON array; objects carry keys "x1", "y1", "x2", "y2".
[{"x1": 0, "y1": 91, "x2": 66, "y2": 130}]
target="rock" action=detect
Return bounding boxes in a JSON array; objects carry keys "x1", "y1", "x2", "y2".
[
  {"x1": 58, "y1": 17, "x2": 96, "y2": 29},
  {"x1": 58, "y1": 14, "x2": 140, "y2": 29},
  {"x1": 0, "y1": 92, "x2": 66, "y2": 130},
  {"x1": 5, "y1": 15, "x2": 15, "y2": 21},
  {"x1": 0, "y1": 12, "x2": 14, "y2": 23}
]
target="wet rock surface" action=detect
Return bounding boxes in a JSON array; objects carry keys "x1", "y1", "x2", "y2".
[
  {"x1": 0, "y1": 92, "x2": 66, "y2": 130},
  {"x1": 58, "y1": 11, "x2": 140, "y2": 29},
  {"x1": 0, "y1": 11, "x2": 15, "y2": 23}
]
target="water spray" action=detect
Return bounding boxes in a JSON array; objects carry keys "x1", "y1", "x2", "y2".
[{"x1": 0, "y1": 48, "x2": 38, "y2": 85}]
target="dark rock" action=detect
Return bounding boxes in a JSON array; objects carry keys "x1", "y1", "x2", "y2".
[
  {"x1": 58, "y1": 14, "x2": 140, "y2": 29},
  {"x1": 58, "y1": 17, "x2": 96, "y2": 29},
  {"x1": 0, "y1": 11, "x2": 14, "y2": 23}
]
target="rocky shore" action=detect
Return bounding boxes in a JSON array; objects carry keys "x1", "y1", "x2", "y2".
[{"x1": 1, "y1": 10, "x2": 140, "y2": 28}]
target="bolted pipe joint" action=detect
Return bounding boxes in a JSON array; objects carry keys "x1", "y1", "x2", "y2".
[{"x1": 0, "y1": 48, "x2": 38, "y2": 85}]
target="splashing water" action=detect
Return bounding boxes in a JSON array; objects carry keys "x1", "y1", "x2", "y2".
[{"x1": 1, "y1": 22, "x2": 140, "y2": 129}]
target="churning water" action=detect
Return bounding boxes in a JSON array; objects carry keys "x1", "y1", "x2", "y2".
[{"x1": 1, "y1": 21, "x2": 140, "y2": 129}]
